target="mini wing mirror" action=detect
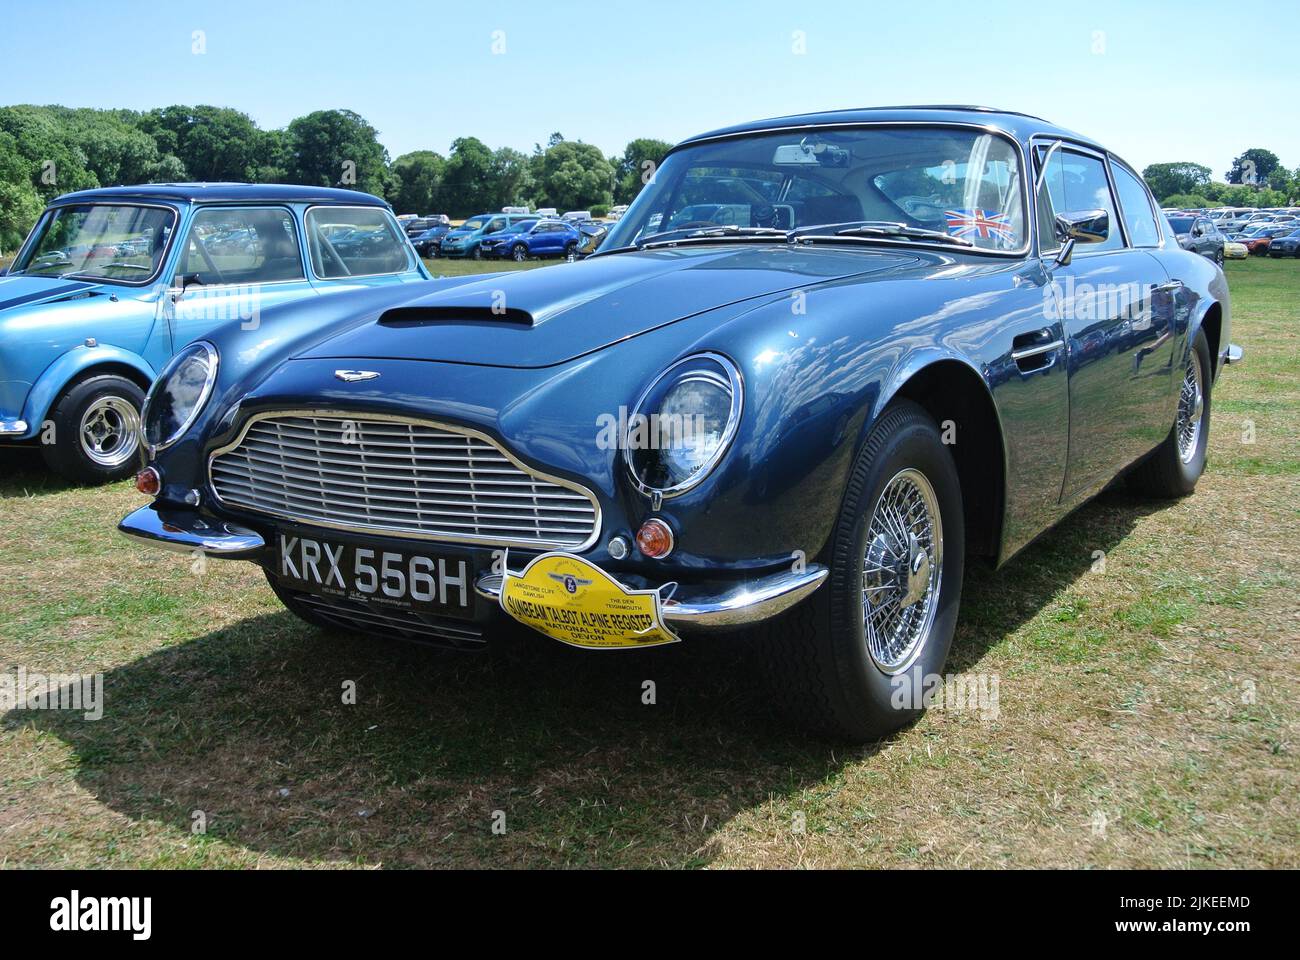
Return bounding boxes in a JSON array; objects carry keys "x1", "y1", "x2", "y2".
[{"x1": 1052, "y1": 209, "x2": 1108, "y2": 266}]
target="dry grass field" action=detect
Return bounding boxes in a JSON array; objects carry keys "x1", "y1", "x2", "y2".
[{"x1": 0, "y1": 257, "x2": 1295, "y2": 868}]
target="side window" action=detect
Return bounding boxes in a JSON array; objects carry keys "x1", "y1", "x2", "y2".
[
  {"x1": 1036, "y1": 147, "x2": 1124, "y2": 253},
  {"x1": 1110, "y1": 163, "x2": 1162, "y2": 247},
  {"x1": 179, "y1": 207, "x2": 304, "y2": 285},
  {"x1": 305, "y1": 207, "x2": 411, "y2": 279}
]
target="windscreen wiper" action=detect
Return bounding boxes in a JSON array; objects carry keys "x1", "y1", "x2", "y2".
[
  {"x1": 588, "y1": 225, "x2": 790, "y2": 259},
  {"x1": 637, "y1": 225, "x2": 790, "y2": 248},
  {"x1": 791, "y1": 221, "x2": 973, "y2": 247}
]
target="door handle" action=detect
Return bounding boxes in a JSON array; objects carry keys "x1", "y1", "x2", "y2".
[
  {"x1": 1154, "y1": 279, "x2": 1183, "y2": 294},
  {"x1": 1011, "y1": 328, "x2": 1064, "y2": 374}
]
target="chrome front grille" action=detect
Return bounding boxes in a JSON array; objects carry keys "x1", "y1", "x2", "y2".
[{"x1": 209, "y1": 412, "x2": 600, "y2": 548}]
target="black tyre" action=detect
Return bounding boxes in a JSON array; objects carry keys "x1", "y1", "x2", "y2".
[
  {"x1": 1128, "y1": 330, "x2": 1212, "y2": 498},
  {"x1": 757, "y1": 400, "x2": 965, "y2": 742},
  {"x1": 471, "y1": 246, "x2": 482, "y2": 261},
  {"x1": 511, "y1": 243, "x2": 528, "y2": 262},
  {"x1": 40, "y1": 373, "x2": 144, "y2": 484},
  {"x1": 564, "y1": 242, "x2": 578, "y2": 262}
]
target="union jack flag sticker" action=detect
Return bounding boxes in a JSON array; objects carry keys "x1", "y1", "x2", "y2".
[{"x1": 945, "y1": 208, "x2": 1015, "y2": 244}]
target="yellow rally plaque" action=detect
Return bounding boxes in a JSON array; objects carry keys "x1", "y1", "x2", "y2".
[{"x1": 499, "y1": 553, "x2": 680, "y2": 649}]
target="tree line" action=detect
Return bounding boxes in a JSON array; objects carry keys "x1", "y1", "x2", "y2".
[
  {"x1": 1142, "y1": 149, "x2": 1299, "y2": 209},
  {"x1": 0, "y1": 104, "x2": 673, "y2": 250}
]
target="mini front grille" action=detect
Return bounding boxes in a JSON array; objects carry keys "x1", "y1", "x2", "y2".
[{"x1": 209, "y1": 413, "x2": 600, "y2": 549}]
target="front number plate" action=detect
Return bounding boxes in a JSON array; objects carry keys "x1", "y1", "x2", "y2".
[{"x1": 272, "y1": 532, "x2": 476, "y2": 619}]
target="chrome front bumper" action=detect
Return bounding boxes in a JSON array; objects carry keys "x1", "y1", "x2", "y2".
[
  {"x1": 474, "y1": 565, "x2": 827, "y2": 632},
  {"x1": 118, "y1": 504, "x2": 829, "y2": 632},
  {"x1": 118, "y1": 504, "x2": 265, "y2": 557}
]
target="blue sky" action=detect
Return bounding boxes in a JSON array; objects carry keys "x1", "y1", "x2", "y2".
[{"x1": 2, "y1": 0, "x2": 1296, "y2": 179}]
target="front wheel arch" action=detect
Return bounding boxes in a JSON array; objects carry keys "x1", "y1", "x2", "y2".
[
  {"x1": 870, "y1": 357, "x2": 1007, "y2": 562},
  {"x1": 24, "y1": 351, "x2": 154, "y2": 436}
]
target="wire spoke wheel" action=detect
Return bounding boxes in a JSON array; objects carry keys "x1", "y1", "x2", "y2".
[
  {"x1": 861, "y1": 467, "x2": 943, "y2": 672},
  {"x1": 1176, "y1": 347, "x2": 1205, "y2": 464}
]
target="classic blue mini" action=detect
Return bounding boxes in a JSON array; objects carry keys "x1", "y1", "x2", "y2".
[
  {"x1": 0, "y1": 183, "x2": 428, "y2": 481},
  {"x1": 118, "y1": 108, "x2": 1241, "y2": 740}
]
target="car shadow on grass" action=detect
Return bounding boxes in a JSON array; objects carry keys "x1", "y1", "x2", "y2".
[
  {"x1": 12, "y1": 487, "x2": 1165, "y2": 868},
  {"x1": 0, "y1": 447, "x2": 82, "y2": 497}
]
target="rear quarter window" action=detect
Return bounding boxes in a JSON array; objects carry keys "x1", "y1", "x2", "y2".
[
  {"x1": 306, "y1": 206, "x2": 411, "y2": 279},
  {"x1": 1110, "y1": 164, "x2": 1162, "y2": 247}
]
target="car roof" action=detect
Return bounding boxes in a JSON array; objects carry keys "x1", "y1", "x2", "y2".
[
  {"x1": 47, "y1": 182, "x2": 391, "y2": 207},
  {"x1": 678, "y1": 105, "x2": 1102, "y2": 151}
]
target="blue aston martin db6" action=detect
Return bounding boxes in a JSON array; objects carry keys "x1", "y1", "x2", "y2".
[
  {"x1": 118, "y1": 107, "x2": 1241, "y2": 740},
  {"x1": 0, "y1": 183, "x2": 428, "y2": 482}
]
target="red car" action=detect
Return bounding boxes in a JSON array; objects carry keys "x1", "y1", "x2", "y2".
[{"x1": 1239, "y1": 224, "x2": 1297, "y2": 254}]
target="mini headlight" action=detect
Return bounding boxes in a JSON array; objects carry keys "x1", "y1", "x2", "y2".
[
  {"x1": 141, "y1": 341, "x2": 219, "y2": 452},
  {"x1": 625, "y1": 352, "x2": 742, "y2": 498}
]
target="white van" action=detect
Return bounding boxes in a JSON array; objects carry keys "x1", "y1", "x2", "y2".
[{"x1": 1211, "y1": 207, "x2": 1258, "y2": 233}]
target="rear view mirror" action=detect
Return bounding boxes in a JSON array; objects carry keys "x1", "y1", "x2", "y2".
[
  {"x1": 773, "y1": 143, "x2": 819, "y2": 165},
  {"x1": 773, "y1": 141, "x2": 849, "y2": 168}
]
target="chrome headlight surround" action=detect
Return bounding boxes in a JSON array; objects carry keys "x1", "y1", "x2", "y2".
[
  {"x1": 141, "y1": 340, "x2": 219, "y2": 454},
  {"x1": 623, "y1": 352, "x2": 743, "y2": 500}
]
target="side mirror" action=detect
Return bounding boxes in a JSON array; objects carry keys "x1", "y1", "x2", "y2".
[{"x1": 1052, "y1": 209, "x2": 1108, "y2": 266}]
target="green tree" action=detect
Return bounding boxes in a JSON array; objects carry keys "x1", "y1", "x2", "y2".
[
  {"x1": 1226, "y1": 148, "x2": 1281, "y2": 186},
  {"x1": 139, "y1": 105, "x2": 262, "y2": 181},
  {"x1": 1161, "y1": 193, "x2": 1212, "y2": 209},
  {"x1": 0, "y1": 105, "x2": 100, "y2": 202},
  {"x1": 441, "y1": 137, "x2": 498, "y2": 217},
  {"x1": 0, "y1": 129, "x2": 44, "y2": 252},
  {"x1": 616, "y1": 138, "x2": 672, "y2": 204},
  {"x1": 534, "y1": 140, "x2": 614, "y2": 212},
  {"x1": 390, "y1": 150, "x2": 447, "y2": 215},
  {"x1": 491, "y1": 147, "x2": 533, "y2": 210},
  {"x1": 1141, "y1": 162, "x2": 1211, "y2": 201},
  {"x1": 251, "y1": 128, "x2": 291, "y2": 183},
  {"x1": 284, "y1": 109, "x2": 393, "y2": 199}
]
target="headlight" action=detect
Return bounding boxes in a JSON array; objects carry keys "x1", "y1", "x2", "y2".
[
  {"x1": 141, "y1": 341, "x2": 219, "y2": 452},
  {"x1": 625, "y1": 352, "x2": 742, "y2": 498}
]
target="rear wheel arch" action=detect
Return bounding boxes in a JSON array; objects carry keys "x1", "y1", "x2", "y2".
[
  {"x1": 1197, "y1": 302, "x2": 1223, "y2": 377},
  {"x1": 876, "y1": 358, "x2": 1007, "y2": 561}
]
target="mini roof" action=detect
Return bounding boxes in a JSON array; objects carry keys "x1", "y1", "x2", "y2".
[{"x1": 48, "y1": 182, "x2": 390, "y2": 206}]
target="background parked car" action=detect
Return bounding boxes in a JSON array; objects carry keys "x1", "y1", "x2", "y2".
[
  {"x1": 482, "y1": 218, "x2": 581, "y2": 261},
  {"x1": 0, "y1": 183, "x2": 428, "y2": 482},
  {"x1": 1224, "y1": 239, "x2": 1250, "y2": 259},
  {"x1": 1208, "y1": 206, "x2": 1256, "y2": 233},
  {"x1": 402, "y1": 214, "x2": 449, "y2": 238},
  {"x1": 1266, "y1": 226, "x2": 1300, "y2": 257},
  {"x1": 438, "y1": 212, "x2": 535, "y2": 259},
  {"x1": 411, "y1": 222, "x2": 451, "y2": 256},
  {"x1": 1237, "y1": 223, "x2": 1295, "y2": 254},
  {"x1": 1166, "y1": 214, "x2": 1225, "y2": 264},
  {"x1": 475, "y1": 218, "x2": 539, "y2": 259}
]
